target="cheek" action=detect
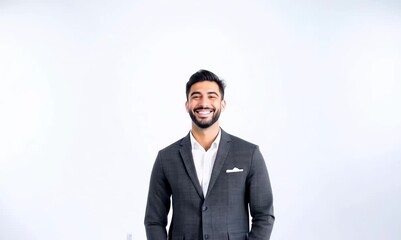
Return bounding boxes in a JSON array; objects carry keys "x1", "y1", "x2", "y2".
[
  {"x1": 186, "y1": 102, "x2": 195, "y2": 112},
  {"x1": 215, "y1": 101, "x2": 223, "y2": 108}
]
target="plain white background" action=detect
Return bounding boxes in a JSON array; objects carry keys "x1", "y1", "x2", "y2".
[{"x1": 1, "y1": 0, "x2": 401, "y2": 239}]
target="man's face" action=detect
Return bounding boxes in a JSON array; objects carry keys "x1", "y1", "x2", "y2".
[{"x1": 185, "y1": 81, "x2": 226, "y2": 129}]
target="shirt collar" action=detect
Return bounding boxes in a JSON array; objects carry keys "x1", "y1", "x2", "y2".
[{"x1": 190, "y1": 129, "x2": 221, "y2": 151}]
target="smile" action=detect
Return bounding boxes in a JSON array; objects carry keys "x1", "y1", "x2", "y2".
[{"x1": 195, "y1": 109, "x2": 213, "y2": 117}]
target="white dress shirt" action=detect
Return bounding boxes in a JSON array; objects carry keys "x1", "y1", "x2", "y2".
[{"x1": 190, "y1": 130, "x2": 221, "y2": 196}]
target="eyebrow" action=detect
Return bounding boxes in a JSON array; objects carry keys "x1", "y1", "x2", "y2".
[
  {"x1": 190, "y1": 91, "x2": 201, "y2": 97},
  {"x1": 190, "y1": 91, "x2": 220, "y2": 97}
]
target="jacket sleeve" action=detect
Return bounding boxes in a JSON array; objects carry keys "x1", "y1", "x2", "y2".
[
  {"x1": 144, "y1": 152, "x2": 172, "y2": 240},
  {"x1": 247, "y1": 146, "x2": 275, "y2": 239}
]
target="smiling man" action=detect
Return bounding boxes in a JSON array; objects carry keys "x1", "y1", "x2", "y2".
[{"x1": 144, "y1": 70, "x2": 274, "y2": 240}]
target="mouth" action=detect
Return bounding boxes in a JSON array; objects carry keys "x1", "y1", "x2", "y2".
[{"x1": 194, "y1": 108, "x2": 214, "y2": 118}]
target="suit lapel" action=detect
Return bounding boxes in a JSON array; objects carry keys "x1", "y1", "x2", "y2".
[
  {"x1": 206, "y1": 129, "x2": 231, "y2": 198},
  {"x1": 179, "y1": 133, "x2": 204, "y2": 199}
]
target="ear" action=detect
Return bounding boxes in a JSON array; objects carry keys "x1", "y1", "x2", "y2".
[
  {"x1": 185, "y1": 101, "x2": 189, "y2": 112},
  {"x1": 221, "y1": 99, "x2": 226, "y2": 111}
]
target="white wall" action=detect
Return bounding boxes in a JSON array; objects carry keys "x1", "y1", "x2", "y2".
[{"x1": 1, "y1": 1, "x2": 401, "y2": 239}]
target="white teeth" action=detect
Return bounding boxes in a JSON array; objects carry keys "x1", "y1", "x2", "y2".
[{"x1": 197, "y1": 110, "x2": 211, "y2": 116}]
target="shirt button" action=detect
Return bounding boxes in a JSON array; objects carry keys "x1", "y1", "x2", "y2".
[
  {"x1": 204, "y1": 234, "x2": 209, "y2": 239},
  {"x1": 202, "y1": 205, "x2": 208, "y2": 211}
]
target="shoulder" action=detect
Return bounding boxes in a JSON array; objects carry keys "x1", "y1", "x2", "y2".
[{"x1": 157, "y1": 133, "x2": 189, "y2": 156}]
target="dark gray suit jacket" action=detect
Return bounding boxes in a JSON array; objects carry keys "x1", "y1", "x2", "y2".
[{"x1": 144, "y1": 129, "x2": 274, "y2": 240}]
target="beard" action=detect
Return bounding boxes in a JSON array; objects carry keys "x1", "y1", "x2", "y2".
[{"x1": 189, "y1": 107, "x2": 221, "y2": 129}]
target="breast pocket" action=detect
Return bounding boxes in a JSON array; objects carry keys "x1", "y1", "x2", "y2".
[{"x1": 226, "y1": 167, "x2": 247, "y2": 194}]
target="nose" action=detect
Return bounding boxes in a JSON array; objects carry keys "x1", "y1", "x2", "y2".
[{"x1": 199, "y1": 97, "x2": 210, "y2": 108}]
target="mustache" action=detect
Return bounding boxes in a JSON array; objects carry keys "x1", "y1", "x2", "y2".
[{"x1": 193, "y1": 107, "x2": 215, "y2": 111}]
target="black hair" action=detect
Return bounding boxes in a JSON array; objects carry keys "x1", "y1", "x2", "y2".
[{"x1": 186, "y1": 69, "x2": 226, "y2": 99}]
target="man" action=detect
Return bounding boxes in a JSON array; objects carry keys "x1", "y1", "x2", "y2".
[{"x1": 144, "y1": 70, "x2": 274, "y2": 240}]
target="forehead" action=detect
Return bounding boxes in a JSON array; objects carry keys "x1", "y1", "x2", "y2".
[{"x1": 189, "y1": 81, "x2": 220, "y2": 94}]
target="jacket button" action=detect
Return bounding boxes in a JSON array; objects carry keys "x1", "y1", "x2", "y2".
[
  {"x1": 202, "y1": 206, "x2": 208, "y2": 211},
  {"x1": 204, "y1": 234, "x2": 209, "y2": 239}
]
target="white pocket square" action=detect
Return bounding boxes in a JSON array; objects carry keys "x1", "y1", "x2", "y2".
[{"x1": 226, "y1": 167, "x2": 244, "y2": 173}]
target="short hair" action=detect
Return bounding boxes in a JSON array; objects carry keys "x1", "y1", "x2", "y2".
[{"x1": 186, "y1": 69, "x2": 226, "y2": 100}]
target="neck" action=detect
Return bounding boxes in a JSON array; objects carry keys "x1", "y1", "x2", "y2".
[{"x1": 191, "y1": 122, "x2": 220, "y2": 151}]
